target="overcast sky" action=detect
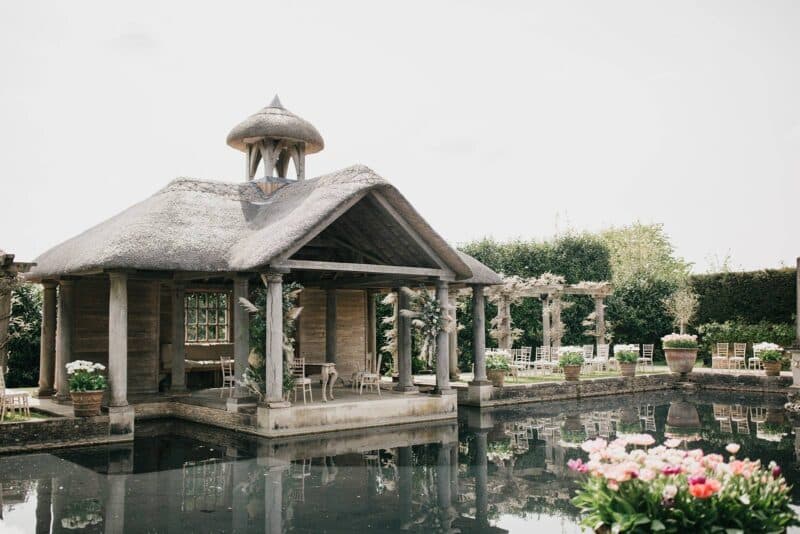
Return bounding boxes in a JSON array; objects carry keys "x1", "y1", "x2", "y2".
[{"x1": 1, "y1": 1, "x2": 798, "y2": 273}]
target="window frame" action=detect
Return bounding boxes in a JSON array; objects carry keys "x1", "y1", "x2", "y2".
[{"x1": 184, "y1": 289, "x2": 231, "y2": 344}]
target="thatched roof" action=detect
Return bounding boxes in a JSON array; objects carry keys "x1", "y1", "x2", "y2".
[
  {"x1": 456, "y1": 251, "x2": 503, "y2": 285},
  {"x1": 226, "y1": 95, "x2": 324, "y2": 153},
  {"x1": 27, "y1": 165, "x2": 500, "y2": 284}
]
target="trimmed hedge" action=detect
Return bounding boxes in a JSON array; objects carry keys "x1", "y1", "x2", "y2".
[
  {"x1": 690, "y1": 269, "x2": 796, "y2": 325},
  {"x1": 696, "y1": 320, "x2": 796, "y2": 366}
]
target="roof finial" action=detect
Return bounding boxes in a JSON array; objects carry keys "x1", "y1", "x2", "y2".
[{"x1": 269, "y1": 94, "x2": 284, "y2": 109}]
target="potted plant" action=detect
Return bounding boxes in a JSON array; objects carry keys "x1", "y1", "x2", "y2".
[
  {"x1": 569, "y1": 439, "x2": 799, "y2": 533},
  {"x1": 558, "y1": 347, "x2": 584, "y2": 381},
  {"x1": 486, "y1": 351, "x2": 510, "y2": 387},
  {"x1": 66, "y1": 360, "x2": 107, "y2": 417},
  {"x1": 754, "y1": 342, "x2": 784, "y2": 377},
  {"x1": 614, "y1": 344, "x2": 639, "y2": 378},
  {"x1": 661, "y1": 333, "x2": 698, "y2": 375}
]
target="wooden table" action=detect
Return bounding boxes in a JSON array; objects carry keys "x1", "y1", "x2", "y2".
[{"x1": 304, "y1": 362, "x2": 339, "y2": 402}]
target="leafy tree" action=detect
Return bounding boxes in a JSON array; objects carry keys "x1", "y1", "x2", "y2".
[{"x1": 4, "y1": 283, "x2": 42, "y2": 387}]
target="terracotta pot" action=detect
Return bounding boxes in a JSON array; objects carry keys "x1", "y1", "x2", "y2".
[
  {"x1": 664, "y1": 347, "x2": 698, "y2": 375},
  {"x1": 71, "y1": 390, "x2": 104, "y2": 417},
  {"x1": 487, "y1": 369, "x2": 506, "y2": 387},
  {"x1": 764, "y1": 361, "x2": 781, "y2": 377},
  {"x1": 563, "y1": 365, "x2": 581, "y2": 382},
  {"x1": 666, "y1": 401, "x2": 701, "y2": 429},
  {"x1": 619, "y1": 362, "x2": 637, "y2": 378}
]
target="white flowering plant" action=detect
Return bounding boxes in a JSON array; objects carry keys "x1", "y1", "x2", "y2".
[
  {"x1": 754, "y1": 342, "x2": 784, "y2": 363},
  {"x1": 661, "y1": 333, "x2": 699, "y2": 349},
  {"x1": 569, "y1": 438, "x2": 798, "y2": 533},
  {"x1": 66, "y1": 360, "x2": 107, "y2": 392},
  {"x1": 558, "y1": 346, "x2": 584, "y2": 367}
]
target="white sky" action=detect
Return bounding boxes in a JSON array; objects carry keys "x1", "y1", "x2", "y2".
[{"x1": 1, "y1": 1, "x2": 798, "y2": 272}]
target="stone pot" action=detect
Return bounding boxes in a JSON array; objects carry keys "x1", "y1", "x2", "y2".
[
  {"x1": 665, "y1": 401, "x2": 701, "y2": 440},
  {"x1": 487, "y1": 369, "x2": 506, "y2": 387},
  {"x1": 563, "y1": 365, "x2": 581, "y2": 382},
  {"x1": 664, "y1": 347, "x2": 698, "y2": 375},
  {"x1": 71, "y1": 390, "x2": 104, "y2": 417},
  {"x1": 764, "y1": 361, "x2": 781, "y2": 377},
  {"x1": 619, "y1": 362, "x2": 637, "y2": 378}
]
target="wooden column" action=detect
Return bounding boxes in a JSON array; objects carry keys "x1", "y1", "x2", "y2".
[
  {"x1": 54, "y1": 280, "x2": 74, "y2": 401},
  {"x1": 448, "y1": 295, "x2": 459, "y2": 380},
  {"x1": 170, "y1": 282, "x2": 186, "y2": 392},
  {"x1": 233, "y1": 275, "x2": 250, "y2": 387},
  {"x1": 263, "y1": 272, "x2": 284, "y2": 403},
  {"x1": 471, "y1": 285, "x2": 487, "y2": 384},
  {"x1": 108, "y1": 272, "x2": 128, "y2": 408},
  {"x1": 37, "y1": 281, "x2": 57, "y2": 396},
  {"x1": 542, "y1": 296, "x2": 551, "y2": 348},
  {"x1": 594, "y1": 296, "x2": 606, "y2": 345},
  {"x1": 325, "y1": 289, "x2": 337, "y2": 364},
  {"x1": 0, "y1": 287, "x2": 10, "y2": 371},
  {"x1": 435, "y1": 281, "x2": 451, "y2": 393},
  {"x1": 551, "y1": 297, "x2": 562, "y2": 349},
  {"x1": 395, "y1": 287, "x2": 416, "y2": 392},
  {"x1": 366, "y1": 290, "x2": 377, "y2": 363},
  {"x1": 499, "y1": 298, "x2": 512, "y2": 350}
]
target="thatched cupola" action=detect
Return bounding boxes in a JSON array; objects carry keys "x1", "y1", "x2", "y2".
[{"x1": 226, "y1": 95, "x2": 324, "y2": 193}]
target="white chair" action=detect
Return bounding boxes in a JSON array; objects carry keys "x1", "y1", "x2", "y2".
[
  {"x1": 0, "y1": 367, "x2": 30, "y2": 422},
  {"x1": 730, "y1": 343, "x2": 746, "y2": 370},
  {"x1": 511, "y1": 348, "x2": 532, "y2": 379},
  {"x1": 360, "y1": 353, "x2": 383, "y2": 396},
  {"x1": 749, "y1": 345, "x2": 764, "y2": 370},
  {"x1": 534, "y1": 346, "x2": 554, "y2": 374},
  {"x1": 597, "y1": 344, "x2": 611, "y2": 371},
  {"x1": 352, "y1": 352, "x2": 373, "y2": 391},
  {"x1": 291, "y1": 358, "x2": 313, "y2": 404},
  {"x1": 639, "y1": 344, "x2": 653, "y2": 372},
  {"x1": 219, "y1": 357, "x2": 236, "y2": 398}
]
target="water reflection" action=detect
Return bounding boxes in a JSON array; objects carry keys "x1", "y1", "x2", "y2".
[{"x1": 1, "y1": 390, "x2": 798, "y2": 533}]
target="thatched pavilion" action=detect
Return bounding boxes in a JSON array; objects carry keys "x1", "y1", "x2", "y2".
[{"x1": 26, "y1": 96, "x2": 501, "y2": 437}]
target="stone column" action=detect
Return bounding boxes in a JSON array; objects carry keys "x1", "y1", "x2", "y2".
[
  {"x1": 264, "y1": 467, "x2": 285, "y2": 534},
  {"x1": 367, "y1": 290, "x2": 377, "y2": 363},
  {"x1": 474, "y1": 431, "x2": 489, "y2": 528},
  {"x1": 54, "y1": 280, "x2": 74, "y2": 402},
  {"x1": 435, "y1": 281, "x2": 451, "y2": 394},
  {"x1": 104, "y1": 475, "x2": 127, "y2": 534},
  {"x1": 542, "y1": 296, "x2": 551, "y2": 348},
  {"x1": 594, "y1": 296, "x2": 606, "y2": 344},
  {"x1": 37, "y1": 282, "x2": 57, "y2": 396},
  {"x1": 35, "y1": 477, "x2": 53, "y2": 534},
  {"x1": 263, "y1": 273, "x2": 284, "y2": 404},
  {"x1": 448, "y1": 295, "x2": 459, "y2": 380},
  {"x1": 108, "y1": 272, "x2": 128, "y2": 408},
  {"x1": 397, "y1": 446, "x2": 413, "y2": 530},
  {"x1": 170, "y1": 281, "x2": 186, "y2": 392},
  {"x1": 395, "y1": 287, "x2": 416, "y2": 392},
  {"x1": 471, "y1": 285, "x2": 487, "y2": 384},
  {"x1": 791, "y1": 258, "x2": 800, "y2": 387},
  {"x1": 325, "y1": 289, "x2": 337, "y2": 364},
  {"x1": 232, "y1": 275, "x2": 250, "y2": 389}
]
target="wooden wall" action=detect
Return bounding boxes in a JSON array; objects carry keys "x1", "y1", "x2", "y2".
[
  {"x1": 73, "y1": 277, "x2": 160, "y2": 395},
  {"x1": 298, "y1": 288, "x2": 367, "y2": 378}
]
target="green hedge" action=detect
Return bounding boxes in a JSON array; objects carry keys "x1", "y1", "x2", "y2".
[
  {"x1": 695, "y1": 320, "x2": 796, "y2": 365},
  {"x1": 690, "y1": 269, "x2": 796, "y2": 325},
  {"x1": 4, "y1": 284, "x2": 42, "y2": 387}
]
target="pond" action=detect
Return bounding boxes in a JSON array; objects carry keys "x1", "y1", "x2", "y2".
[{"x1": 1, "y1": 390, "x2": 798, "y2": 533}]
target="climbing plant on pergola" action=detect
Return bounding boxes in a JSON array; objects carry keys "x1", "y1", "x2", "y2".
[{"x1": 487, "y1": 273, "x2": 613, "y2": 350}]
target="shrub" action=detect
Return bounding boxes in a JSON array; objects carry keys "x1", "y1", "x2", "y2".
[
  {"x1": 486, "y1": 352, "x2": 511, "y2": 371},
  {"x1": 3, "y1": 283, "x2": 42, "y2": 387},
  {"x1": 662, "y1": 333, "x2": 699, "y2": 349}
]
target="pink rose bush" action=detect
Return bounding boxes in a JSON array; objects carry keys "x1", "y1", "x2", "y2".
[{"x1": 570, "y1": 439, "x2": 797, "y2": 532}]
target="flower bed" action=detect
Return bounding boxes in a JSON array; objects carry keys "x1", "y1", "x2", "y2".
[{"x1": 569, "y1": 437, "x2": 797, "y2": 532}]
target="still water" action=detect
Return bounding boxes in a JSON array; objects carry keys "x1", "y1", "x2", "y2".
[{"x1": 1, "y1": 390, "x2": 798, "y2": 533}]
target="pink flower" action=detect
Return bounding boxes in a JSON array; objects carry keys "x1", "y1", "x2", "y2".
[
  {"x1": 689, "y1": 478, "x2": 721, "y2": 499},
  {"x1": 581, "y1": 438, "x2": 608, "y2": 454},
  {"x1": 639, "y1": 468, "x2": 656, "y2": 481},
  {"x1": 662, "y1": 484, "x2": 678, "y2": 499},
  {"x1": 664, "y1": 438, "x2": 682, "y2": 448},
  {"x1": 688, "y1": 475, "x2": 706, "y2": 485},
  {"x1": 726, "y1": 443, "x2": 741, "y2": 455},
  {"x1": 772, "y1": 465, "x2": 782, "y2": 479},
  {"x1": 626, "y1": 434, "x2": 656, "y2": 447},
  {"x1": 662, "y1": 465, "x2": 682, "y2": 476},
  {"x1": 568, "y1": 458, "x2": 588, "y2": 473}
]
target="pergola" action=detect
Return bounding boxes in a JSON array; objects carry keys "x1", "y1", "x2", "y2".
[{"x1": 486, "y1": 275, "x2": 613, "y2": 350}]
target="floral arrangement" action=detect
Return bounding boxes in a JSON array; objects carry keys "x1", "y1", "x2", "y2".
[
  {"x1": 754, "y1": 342, "x2": 784, "y2": 362},
  {"x1": 486, "y1": 351, "x2": 511, "y2": 371},
  {"x1": 65, "y1": 360, "x2": 107, "y2": 392},
  {"x1": 557, "y1": 346, "x2": 584, "y2": 367},
  {"x1": 61, "y1": 499, "x2": 103, "y2": 530},
  {"x1": 569, "y1": 437, "x2": 798, "y2": 533},
  {"x1": 661, "y1": 333, "x2": 699, "y2": 349},
  {"x1": 614, "y1": 344, "x2": 639, "y2": 363}
]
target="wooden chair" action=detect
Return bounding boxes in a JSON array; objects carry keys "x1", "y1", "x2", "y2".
[
  {"x1": 360, "y1": 353, "x2": 383, "y2": 396},
  {"x1": 749, "y1": 345, "x2": 764, "y2": 370},
  {"x1": 291, "y1": 358, "x2": 313, "y2": 404},
  {"x1": 0, "y1": 367, "x2": 30, "y2": 422},
  {"x1": 730, "y1": 343, "x2": 746, "y2": 370},
  {"x1": 639, "y1": 344, "x2": 654, "y2": 372},
  {"x1": 352, "y1": 352, "x2": 372, "y2": 391},
  {"x1": 219, "y1": 357, "x2": 236, "y2": 398},
  {"x1": 712, "y1": 343, "x2": 730, "y2": 369}
]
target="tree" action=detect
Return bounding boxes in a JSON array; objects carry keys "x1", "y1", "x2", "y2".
[
  {"x1": 4, "y1": 283, "x2": 42, "y2": 387},
  {"x1": 663, "y1": 286, "x2": 699, "y2": 334}
]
